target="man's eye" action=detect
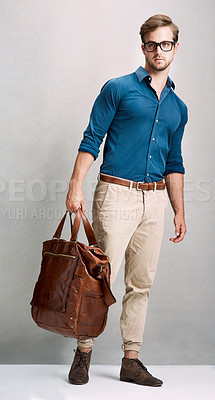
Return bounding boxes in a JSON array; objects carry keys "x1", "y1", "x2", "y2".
[{"x1": 163, "y1": 42, "x2": 170, "y2": 47}]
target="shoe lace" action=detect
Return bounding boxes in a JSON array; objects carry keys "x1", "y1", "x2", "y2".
[
  {"x1": 74, "y1": 349, "x2": 89, "y2": 369},
  {"x1": 135, "y1": 359, "x2": 152, "y2": 376}
]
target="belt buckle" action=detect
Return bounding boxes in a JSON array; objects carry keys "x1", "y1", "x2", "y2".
[{"x1": 136, "y1": 181, "x2": 144, "y2": 191}]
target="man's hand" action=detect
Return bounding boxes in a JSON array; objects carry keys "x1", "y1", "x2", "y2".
[
  {"x1": 170, "y1": 213, "x2": 186, "y2": 243},
  {"x1": 66, "y1": 184, "x2": 86, "y2": 213}
]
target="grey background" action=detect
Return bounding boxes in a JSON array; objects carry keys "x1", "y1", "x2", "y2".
[{"x1": 0, "y1": 0, "x2": 214, "y2": 365}]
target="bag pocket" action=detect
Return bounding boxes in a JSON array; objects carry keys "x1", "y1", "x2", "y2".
[
  {"x1": 78, "y1": 291, "x2": 107, "y2": 327},
  {"x1": 30, "y1": 252, "x2": 78, "y2": 312}
]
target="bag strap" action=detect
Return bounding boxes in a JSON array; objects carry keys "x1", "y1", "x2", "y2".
[
  {"x1": 92, "y1": 264, "x2": 116, "y2": 306},
  {"x1": 52, "y1": 211, "x2": 73, "y2": 239},
  {"x1": 53, "y1": 209, "x2": 97, "y2": 246},
  {"x1": 101, "y1": 271, "x2": 116, "y2": 306},
  {"x1": 70, "y1": 208, "x2": 97, "y2": 246}
]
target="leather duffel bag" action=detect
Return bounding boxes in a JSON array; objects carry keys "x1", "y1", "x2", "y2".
[{"x1": 30, "y1": 208, "x2": 116, "y2": 339}]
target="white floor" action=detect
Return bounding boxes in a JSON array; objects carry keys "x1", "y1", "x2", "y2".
[{"x1": 0, "y1": 365, "x2": 215, "y2": 400}]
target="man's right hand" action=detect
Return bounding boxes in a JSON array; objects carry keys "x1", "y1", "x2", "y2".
[{"x1": 65, "y1": 184, "x2": 86, "y2": 213}]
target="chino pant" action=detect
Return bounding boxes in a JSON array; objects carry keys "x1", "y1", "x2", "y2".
[{"x1": 77, "y1": 176, "x2": 168, "y2": 352}]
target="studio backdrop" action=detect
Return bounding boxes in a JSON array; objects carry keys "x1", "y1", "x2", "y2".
[{"x1": 0, "y1": 0, "x2": 214, "y2": 365}]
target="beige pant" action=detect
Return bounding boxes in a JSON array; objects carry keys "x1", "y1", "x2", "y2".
[{"x1": 78, "y1": 177, "x2": 168, "y2": 352}]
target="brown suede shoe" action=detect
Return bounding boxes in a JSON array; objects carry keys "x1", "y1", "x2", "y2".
[
  {"x1": 120, "y1": 357, "x2": 163, "y2": 387},
  {"x1": 68, "y1": 348, "x2": 92, "y2": 385}
]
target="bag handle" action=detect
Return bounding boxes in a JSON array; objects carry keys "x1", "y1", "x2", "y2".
[
  {"x1": 52, "y1": 211, "x2": 72, "y2": 239},
  {"x1": 53, "y1": 209, "x2": 97, "y2": 246},
  {"x1": 70, "y1": 208, "x2": 97, "y2": 246}
]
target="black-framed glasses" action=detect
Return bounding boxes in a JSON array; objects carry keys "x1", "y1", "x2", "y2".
[{"x1": 143, "y1": 41, "x2": 175, "y2": 52}]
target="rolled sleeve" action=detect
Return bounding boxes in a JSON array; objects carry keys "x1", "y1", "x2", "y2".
[
  {"x1": 164, "y1": 104, "x2": 188, "y2": 176},
  {"x1": 78, "y1": 79, "x2": 121, "y2": 160}
]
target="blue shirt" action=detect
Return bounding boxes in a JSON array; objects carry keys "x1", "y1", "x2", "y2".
[{"x1": 78, "y1": 66, "x2": 188, "y2": 182}]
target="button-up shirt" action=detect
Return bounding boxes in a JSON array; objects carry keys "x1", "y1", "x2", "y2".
[{"x1": 78, "y1": 66, "x2": 188, "y2": 182}]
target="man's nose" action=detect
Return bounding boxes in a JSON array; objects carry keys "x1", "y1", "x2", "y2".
[{"x1": 155, "y1": 44, "x2": 162, "y2": 54}]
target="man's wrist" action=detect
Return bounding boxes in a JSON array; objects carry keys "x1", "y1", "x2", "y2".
[
  {"x1": 174, "y1": 210, "x2": 185, "y2": 218},
  {"x1": 69, "y1": 178, "x2": 83, "y2": 191}
]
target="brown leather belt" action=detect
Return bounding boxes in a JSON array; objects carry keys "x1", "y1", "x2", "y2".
[{"x1": 99, "y1": 173, "x2": 165, "y2": 191}]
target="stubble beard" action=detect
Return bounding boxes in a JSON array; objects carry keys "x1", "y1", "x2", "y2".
[{"x1": 147, "y1": 56, "x2": 173, "y2": 72}]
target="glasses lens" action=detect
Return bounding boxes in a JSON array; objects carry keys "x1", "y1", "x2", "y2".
[
  {"x1": 160, "y1": 41, "x2": 173, "y2": 51},
  {"x1": 145, "y1": 42, "x2": 156, "y2": 52}
]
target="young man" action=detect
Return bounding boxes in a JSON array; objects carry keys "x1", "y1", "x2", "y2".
[{"x1": 66, "y1": 14, "x2": 188, "y2": 386}]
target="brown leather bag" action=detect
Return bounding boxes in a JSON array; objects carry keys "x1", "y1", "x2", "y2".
[{"x1": 30, "y1": 209, "x2": 116, "y2": 339}]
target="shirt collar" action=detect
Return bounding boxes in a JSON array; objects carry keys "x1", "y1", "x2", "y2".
[
  {"x1": 135, "y1": 66, "x2": 175, "y2": 90},
  {"x1": 166, "y1": 76, "x2": 175, "y2": 89}
]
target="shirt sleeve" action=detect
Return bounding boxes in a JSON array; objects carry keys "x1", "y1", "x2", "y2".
[
  {"x1": 164, "y1": 104, "x2": 188, "y2": 176},
  {"x1": 78, "y1": 79, "x2": 121, "y2": 160}
]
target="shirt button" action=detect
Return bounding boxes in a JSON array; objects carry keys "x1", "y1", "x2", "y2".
[
  {"x1": 152, "y1": 137, "x2": 155, "y2": 140},
  {"x1": 149, "y1": 155, "x2": 152, "y2": 158},
  {"x1": 147, "y1": 173, "x2": 149, "y2": 176},
  {"x1": 156, "y1": 119, "x2": 159, "y2": 123}
]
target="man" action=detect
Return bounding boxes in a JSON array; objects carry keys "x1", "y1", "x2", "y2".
[{"x1": 66, "y1": 14, "x2": 188, "y2": 386}]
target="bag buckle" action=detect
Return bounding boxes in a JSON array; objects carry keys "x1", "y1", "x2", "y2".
[{"x1": 92, "y1": 264, "x2": 103, "y2": 276}]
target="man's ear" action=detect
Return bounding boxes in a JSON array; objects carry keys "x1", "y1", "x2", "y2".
[
  {"x1": 174, "y1": 42, "x2": 179, "y2": 55},
  {"x1": 141, "y1": 43, "x2": 145, "y2": 55}
]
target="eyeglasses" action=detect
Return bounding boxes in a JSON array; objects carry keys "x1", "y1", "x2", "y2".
[{"x1": 143, "y1": 41, "x2": 175, "y2": 52}]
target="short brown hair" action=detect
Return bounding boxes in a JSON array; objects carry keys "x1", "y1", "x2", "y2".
[{"x1": 139, "y1": 14, "x2": 179, "y2": 43}]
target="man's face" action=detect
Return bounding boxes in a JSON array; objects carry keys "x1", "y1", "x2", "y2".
[{"x1": 141, "y1": 26, "x2": 179, "y2": 72}]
